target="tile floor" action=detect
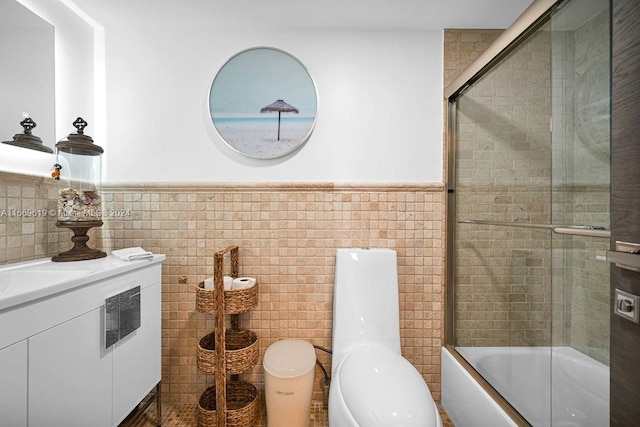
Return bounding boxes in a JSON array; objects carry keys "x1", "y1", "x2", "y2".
[{"x1": 120, "y1": 399, "x2": 454, "y2": 426}]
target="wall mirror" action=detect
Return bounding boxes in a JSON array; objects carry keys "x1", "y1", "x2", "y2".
[
  {"x1": 0, "y1": 0, "x2": 55, "y2": 152},
  {"x1": 209, "y1": 47, "x2": 318, "y2": 160}
]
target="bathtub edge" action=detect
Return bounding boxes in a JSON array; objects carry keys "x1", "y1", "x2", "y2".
[{"x1": 441, "y1": 346, "x2": 520, "y2": 427}]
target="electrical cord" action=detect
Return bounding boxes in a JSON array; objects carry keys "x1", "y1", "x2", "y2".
[{"x1": 313, "y1": 344, "x2": 332, "y2": 399}]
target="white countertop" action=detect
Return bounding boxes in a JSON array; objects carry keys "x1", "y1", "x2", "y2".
[{"x1": 0, "y1": 254, "x2": 165, "y2": 311}]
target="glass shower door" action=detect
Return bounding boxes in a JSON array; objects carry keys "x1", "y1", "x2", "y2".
[
  {"x1": 452, "y1": 18, "x2": 555, "y2": 425},
  {"x1": 550, "y1": 0, "x2": 610, "y2": 425},
  {"x1": 450, "y1": 0, "x2": 611, "y2": 425}
]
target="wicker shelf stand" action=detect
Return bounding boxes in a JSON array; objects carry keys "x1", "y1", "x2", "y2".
[{"x1": 195, "y1": 246, "x2": 259, "y2": 427}]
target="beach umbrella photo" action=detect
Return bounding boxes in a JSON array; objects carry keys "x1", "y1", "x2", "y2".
[
  {"x1": 260, "y1": 99, "x2": 299, "y2": 140},
  {"x1": 209, "y1": 47, "x2": 318, "y2": 159}
]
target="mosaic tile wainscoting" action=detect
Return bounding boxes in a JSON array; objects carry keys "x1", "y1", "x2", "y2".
[
  {"x1": 98, "y1": 182, "x2": 446, "y2": 413},
  {"x1": 0, "y1": 171, "x2": 93, "y2": 263}
]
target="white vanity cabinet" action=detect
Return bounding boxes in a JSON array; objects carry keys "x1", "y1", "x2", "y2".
[
  {"x1": 29, "y1": 307, "x2": 112, "y2": 427},
  {"x1": 0, "y1": 255, "x2": 164, "y2": 427},
  {"x1": 0, "y1": 340, "x2": 28, "y2": 427}
]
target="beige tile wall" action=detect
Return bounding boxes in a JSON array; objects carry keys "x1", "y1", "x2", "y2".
[
  {"x1": 98, "y1": 183, "x2": 445, "y2": 404},
  {"x1": 443, "y1": 30, "x2": 503, "y2": 89},
  {"x1": 0, "y1": 171, "x2": 89, "y2": 263},
  {"x1": 0, "y1": 173, "x2": 446, "y2": 405}
]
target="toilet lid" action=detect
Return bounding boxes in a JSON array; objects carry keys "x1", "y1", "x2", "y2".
[
  {"x1": 263, "y1": 339, "x2": 316, "y2": 378},
  {"x1": 338, "y1": 345, "x2": 437, "y2": 426}
]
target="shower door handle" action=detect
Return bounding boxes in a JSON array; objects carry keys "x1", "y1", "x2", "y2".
[{"x1": 596, "y1": 241, "x2": 640, "y2": 272}]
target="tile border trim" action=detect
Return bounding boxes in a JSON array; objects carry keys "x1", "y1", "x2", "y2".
[
  {"x1": 1, "y1": 172, "x2": 445, "y2": 193},
  {"x1": 101, "y1": 182, "x2": 446, "y2": 193}
]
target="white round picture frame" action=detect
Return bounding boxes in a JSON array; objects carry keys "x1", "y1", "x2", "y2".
[{"x1": 208, "y1": 47, "x2": 318, "y2": 159}]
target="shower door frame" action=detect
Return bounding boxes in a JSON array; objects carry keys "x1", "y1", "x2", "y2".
[{"x1": 443, "y1": 0, "x2": 610, "y2": 425}]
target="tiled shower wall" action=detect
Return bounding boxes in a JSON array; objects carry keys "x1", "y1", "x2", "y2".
[
  {"x1": 550, "y1": 8, "x2": 610, "y2": 364},
  {"x1": 452, "y1": 25, "x2": 554, "y2": 347},
  {"x1": 98, "y1": 183, "x2": 445, "y2": 404},
  {"x1": 443, "y1": 29, "x2": 503, "y2": 88}
]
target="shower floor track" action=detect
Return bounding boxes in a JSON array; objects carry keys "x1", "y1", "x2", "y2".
[{"x1": 119, "y1": 399, "x2": 454, "y2": 426}]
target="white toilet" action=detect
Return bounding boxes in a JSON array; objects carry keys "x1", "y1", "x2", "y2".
[{"x1": 329, "y1": 248, "x2": 443, "y2": 427}]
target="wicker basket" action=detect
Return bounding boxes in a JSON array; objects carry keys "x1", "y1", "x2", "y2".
[
  {"x1": 197, "y1": 382, "x2": 258, "y2": 427},
  {"x1": 197, "y1": 330, "x2": 259, "y2": 375},
  {"x1": 195, "y1": 281, "x2": 259, "y2": 315}
]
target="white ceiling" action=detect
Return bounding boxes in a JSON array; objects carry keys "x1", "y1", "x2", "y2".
[{"x1": 69, "y1": 0, "x2": 535, "y2": 30}]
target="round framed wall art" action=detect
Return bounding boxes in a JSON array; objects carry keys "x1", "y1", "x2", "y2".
[{"x1": 209, "y1": 47, "x2": 318, "y2": 159}]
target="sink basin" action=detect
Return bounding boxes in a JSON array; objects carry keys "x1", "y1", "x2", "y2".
[{"x1": 0, "y1": 270, "x2": 94, "y2": 299}]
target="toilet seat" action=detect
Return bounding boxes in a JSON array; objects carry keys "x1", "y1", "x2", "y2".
[{"x1": 336, "y1": 345, "x2": 439, "y2": 427}]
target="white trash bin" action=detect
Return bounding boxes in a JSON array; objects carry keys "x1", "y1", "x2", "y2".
[{"x1": 263, "y1": 339, "x2": 316, "y2": 427}]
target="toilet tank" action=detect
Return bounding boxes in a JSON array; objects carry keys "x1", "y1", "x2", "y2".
[{"x1": 332, "y1": 248, "x2": 401, "y2": 369}]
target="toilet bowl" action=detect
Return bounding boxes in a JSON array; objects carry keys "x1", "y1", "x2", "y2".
[{"x1": 329, "y1": 248, "x2": 443, "y2": 427}]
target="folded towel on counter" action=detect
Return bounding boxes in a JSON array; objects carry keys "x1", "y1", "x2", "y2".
[{"x1": 112, "y1": 247, "x2": 153, "y2": 261}]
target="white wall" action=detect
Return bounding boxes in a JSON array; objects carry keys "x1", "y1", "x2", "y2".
[
  {"x1": 101, "y1": 23, "x2": 443, "y2": 183},
  {"x1": 2, "y1": 0, "x2": 445, "y2": 183}
]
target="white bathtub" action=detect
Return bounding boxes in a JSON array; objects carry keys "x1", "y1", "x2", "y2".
[{"x1": 442, "y1": 346, "x2": 609, "y2": 427}]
